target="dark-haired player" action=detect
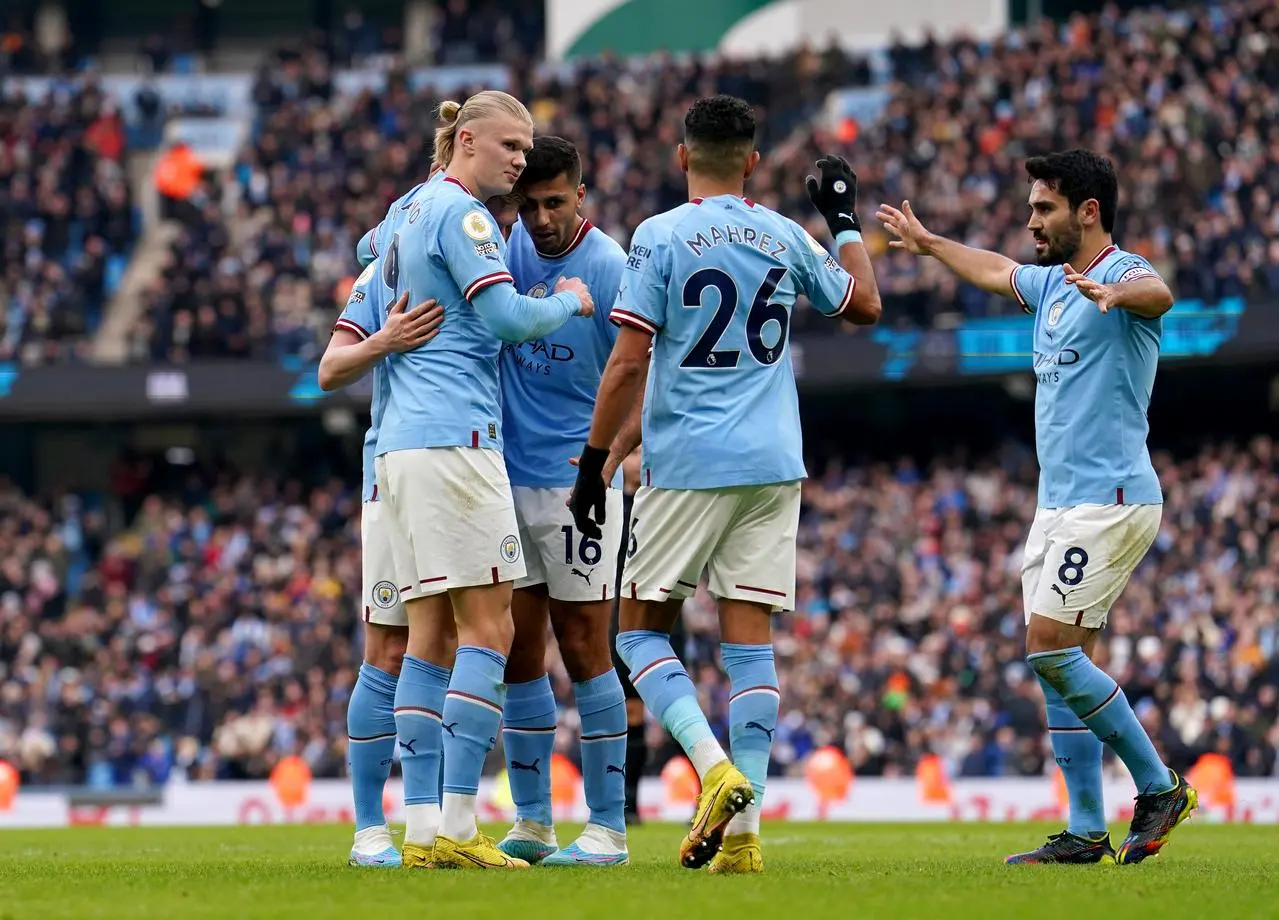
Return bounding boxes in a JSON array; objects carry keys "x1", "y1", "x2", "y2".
[
  {"x1": 878, "y1": 149, "x2": 1197, "y2": 866},
  {"x1": 493, "y1": 136, "x2": 632, "y2": 868},
  {"x1": 569, "y1": 94, "x2": 882, "y2": 873}
]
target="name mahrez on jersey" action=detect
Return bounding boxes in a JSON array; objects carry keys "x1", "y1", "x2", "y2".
[
  {"x1": 504, "y1": 338, "x2": 575, "y2": 376},
  {"x1": 684, "y1": 223, "x2": 789, "y2": 259}
]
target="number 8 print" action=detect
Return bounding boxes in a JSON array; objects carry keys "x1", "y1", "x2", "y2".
[{"x1": 1057, "y1": 546, "x2": 1089, "y2": 586}]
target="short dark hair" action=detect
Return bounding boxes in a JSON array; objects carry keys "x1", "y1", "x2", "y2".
[
  {"x1": 1025, "y1": 149, "x2": 1119, "y2": 233},
  {"x1": 517, "y1": 135, "x2": 581, "y2": 190},
  {"x1": 684, "y1": 95, "x2": 756, "y2": 177}
]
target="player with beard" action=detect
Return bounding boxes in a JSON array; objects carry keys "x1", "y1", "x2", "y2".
[
  {"x1": 493, "y1": 136, "x2": 632, "y2": 867},
  {"x1": 877, "y1": 149, "x2": 1196, "y2": 866}
]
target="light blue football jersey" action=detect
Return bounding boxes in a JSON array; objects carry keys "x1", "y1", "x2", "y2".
[
  {"x1": 501, "y1": 219, "x2": 627, "y2": 489},
  {"x1": 334, "y1": 257, "x2": 394, "y2": 503},
  {"x1": 1011, "y1": 244, "x2": 1164, "y2": 508},
  {"x1": 613, "y1": 195, "x2": 855, "y2": 490},
  {"x1": 374, "y1": 175, "x2": 579, "y2": 457},
  {"x1": 357, "y1": 172, "x2": 445, "y2": 268}
]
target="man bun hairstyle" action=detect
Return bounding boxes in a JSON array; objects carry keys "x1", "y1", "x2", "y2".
[{"x1": 432, "y1": 91, "x2": 533, "y2": 170}]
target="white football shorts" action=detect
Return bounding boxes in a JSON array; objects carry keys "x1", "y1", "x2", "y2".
[
  {"x1": 513, "y1": 485, "x2": 623, "y2": 602},
  {"x1": 1021, "y1": 502, "x2": 1162, "y2": 629},
  {"x1": 620, "y1": 482, "x2": 801, "y2": 612},
  {"x1": 375, "y1": 446, "x2": 525, "y2": 599},
  {"x1": 361, "y1": 499, "x2": 407, "y2": 627}
]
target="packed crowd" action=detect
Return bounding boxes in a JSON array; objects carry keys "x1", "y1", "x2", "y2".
[
  {"x1": 0, "y1": 80, "x2": 135, "y2": 364},
  {"x1": 135, "y1": 0, "x2": 1279, "y2": 361},
  {"x1": 7, "y1": 2, "x2": 1276, "y2": 362},
  {"x1": 2, "y1": 434, "x2": 1275, "y2": 788}
]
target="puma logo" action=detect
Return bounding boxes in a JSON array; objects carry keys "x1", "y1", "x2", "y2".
[
  {"x1": 442, "y1": 721, "x2": 459, "y2": 737},
  {"x1": 1056, "y1": 756, "x2": 1072, "y2": 766},
  {"x1": 571, "y1": 567, "x2": 594, "y2": 585},
  {"x1": 511, "y1": 758, "x2": 542, "y2": 774},
  {"x1": 745, "y1": 721, "x2": 775, "y2": 740},
  {"x1": 662, "y1": 672, "x2": 683, "y2": 683},
  {"x1": 1050, "y1": 583, "x2": 1078, "y2": 606},
  {"x1": 398, "y1": 739, "x2": 417, "y2": 756},
  {"x1": 1101, "y1": 731, "x2": 1120, "y2": 745},
  {"x1": 606, "y1": 764, "x2": 626, "y2": 777},
  {"x1": 379, "y1": 758, "x2": 394, "y2": 767}
]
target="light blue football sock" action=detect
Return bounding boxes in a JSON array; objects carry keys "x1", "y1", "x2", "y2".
[
  {"x1": 393, "y1": 656, "x2": 450, "y2": 808},
  {"x1": 1040, "y1": 675, "x2": 1106, "y2": 837},
  {"x1": 721, "y1": 643, "x2": 779, "y2": 806},
  {"x1": 441, "y1": 646, "x2": 508, "y2": 796},
  {"x1": 1029, "y1": 647, "x2": 1173, "y2": 795},
  {"x1": 501, "y1": 675, "x2": 556, "y2": 826},
  {"x1": 348, "y1": 663, "x2": 397, "y2": 831},
  {"x1": 616, "y1": 630, "x2": 719, "y2": 763},
  {"x1": 575, "y1": 670, "x2": 628, "y2": 835}
]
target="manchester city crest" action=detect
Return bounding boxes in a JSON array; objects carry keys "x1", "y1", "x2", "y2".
[
  {"x1": 527, "y1": 282, "x2": 549, "y2": 298},
  {"x1": 372, "y1": 580, "x2": 400, "y2": 609},
  {"x1": 1047, "y1": 301, "x2": 1066, "y2": 326},
  {"x1": 500, "y1": 534, "x2": 521, "y2": 563}
]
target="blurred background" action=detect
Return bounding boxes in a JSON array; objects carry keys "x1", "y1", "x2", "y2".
[{"x1": 0, "y1": 0, "x2": 1276, "y2": 820}]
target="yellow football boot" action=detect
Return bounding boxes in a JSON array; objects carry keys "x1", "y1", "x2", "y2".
[
  {"x1": 431, "y1": 833, "x2": 531, "y2": 870},
  {"x1": 679, "y1": 760, "x2": 754, "y2": 869},
  {"x1": 707, "y1": 833, "x2": 763, "y2": 874},
  {"x1": 400, "y1": 843, "x2": 434, "y2": 869}
]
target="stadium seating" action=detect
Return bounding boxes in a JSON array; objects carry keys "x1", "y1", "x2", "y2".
[
  {"x1": 0, "y1": 82, "x2": 137, "y2": 365},
  {"x1": 129, "y1": 1, "x2": 1279, "y2": 361},
  {"x1": 2, "y1": 436, "x2": 1274, "y2": 787}
]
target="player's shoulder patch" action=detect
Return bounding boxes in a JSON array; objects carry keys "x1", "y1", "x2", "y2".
[
  {"x1": 802, "y1": 228, "x2": 828, "y2": 256},
  {"x1": 461, "y1": 209, "x2": 494, "y2": 241},
  {"x1": 1115, "y1": 256, "x2": 1158, "y2": 284},
  {"x1": 355, "y1": 260, "x2": 378, "y2": 286}
]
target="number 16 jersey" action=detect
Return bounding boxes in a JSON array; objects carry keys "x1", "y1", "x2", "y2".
[{"x1": 610, "y1": 195, "x2": 856, "y2": 490}]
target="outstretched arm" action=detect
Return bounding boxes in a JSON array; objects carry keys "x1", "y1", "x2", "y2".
[
  {"x1": 877, "y1": 201, "x2": 1019, "y2": 298},
  {"x1": 1065, "y1": 263, "x2": 1173, "y2": 319},
  {"x1": 804, "y1": 156, "x2": 882, "y2": 324}
]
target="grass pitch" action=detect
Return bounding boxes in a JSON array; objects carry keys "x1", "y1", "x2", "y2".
[{"x1": 0, "y1": 822, "x2": 1275, "y2": 920}]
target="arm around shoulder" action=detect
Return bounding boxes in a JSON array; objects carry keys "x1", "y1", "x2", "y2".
[{"x1": 470, "y1": 283, "x2": 582, "y2": 343}]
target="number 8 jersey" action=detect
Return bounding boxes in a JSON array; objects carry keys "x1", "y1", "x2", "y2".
[{"x1": 611, "y1": 195, "x2": 856, "y2": 489}]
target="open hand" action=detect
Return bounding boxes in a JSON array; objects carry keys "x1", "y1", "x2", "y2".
[
  {"x1": 876, "y1": 200, "x2": 935, "y2": 257},
  {"x1": 378, "y1": 293, "x2": 444, "y2": 351},
  {"x1": 1063, "y1": 263, "x2": 1117, "y2": 313}
]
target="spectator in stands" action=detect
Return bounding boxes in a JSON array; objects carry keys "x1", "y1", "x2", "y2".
[
  {"x1": 126, "y1": 0, "x2": 1277, "y2": 363},
  {"x1": 154, "y1": 141, "x2": 204, "y2": 226},
  {"x1": 1, "y1": 83, "x2": 136, "y2": 363},
  {"x1": 1, "y1": 435, "x2": 1274, "y2": 788}
]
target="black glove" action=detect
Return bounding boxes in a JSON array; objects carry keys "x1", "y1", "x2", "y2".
[
  {"x1": 568, "y1": 444, "x2": 610, "y2": 540},
  {"x1": 805, "y1": 155, "x2": 860, "y2": 237}
]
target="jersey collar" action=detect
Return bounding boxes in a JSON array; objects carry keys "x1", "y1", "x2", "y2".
[
  {"x1": 443, "y1": 175, "x2": 478, "y2": 199},
  {"x1": 1080, "y1": 243, "x2": 1118, "y2": 275},
  {"x1": 689, "y1": 195, "x2": 756, "y2": 207},
  {"x1": 537, "y1": 217, "x2": 593, "y2": 260}
]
